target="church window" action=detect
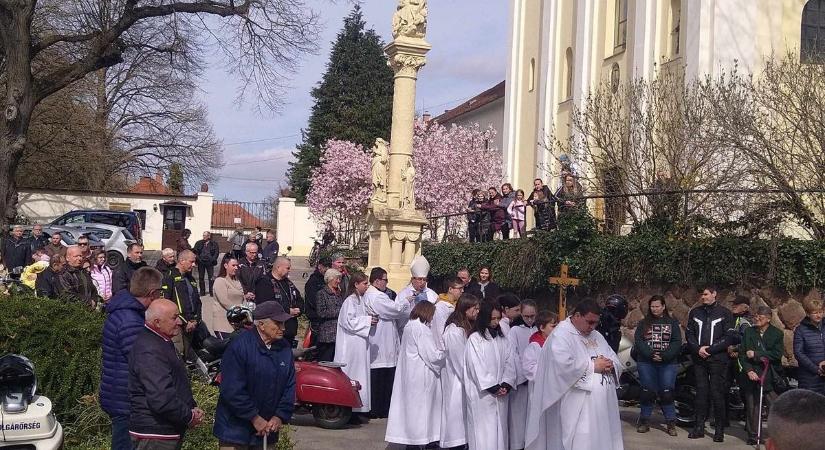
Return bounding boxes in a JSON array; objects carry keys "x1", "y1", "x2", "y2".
[
  {"x1": 802, "y1": 0, "x2": 825, "y2": 63},
  {"x1": 669, "y1": 0, "x2": 681, "y2": 57},
  {"x1": 565, "y1": 48, "x2": 574, "y2": 100},
  {"x1": 615, "y1": 0, "x2": 628, "y2": 50}
]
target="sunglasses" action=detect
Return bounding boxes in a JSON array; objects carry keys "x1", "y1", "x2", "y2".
[{"x1": 78, "y1": 242, "x2": 89, "y2": 246}]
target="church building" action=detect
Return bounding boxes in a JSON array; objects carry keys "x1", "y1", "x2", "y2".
[{"x1": 503, "y1": 0, "x2": 816, "y2": 203}]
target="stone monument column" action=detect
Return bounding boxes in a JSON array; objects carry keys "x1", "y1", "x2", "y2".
[{"x1": 366, "y1": 0, "x2": 431, "y2": 290}]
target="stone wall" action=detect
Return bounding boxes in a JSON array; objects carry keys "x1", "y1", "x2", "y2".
[{"x1": 606, "y1": 285, "x2": 824, "y2": 367}]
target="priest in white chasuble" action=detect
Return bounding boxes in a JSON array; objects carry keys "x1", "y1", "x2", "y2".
[{"x1": 525, "y1": 300, "x2": 624, "y2": 450}]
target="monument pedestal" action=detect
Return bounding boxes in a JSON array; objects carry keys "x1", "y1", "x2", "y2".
[{"x1": 367, "y1": 205, "x2": 428, "y2": 291}]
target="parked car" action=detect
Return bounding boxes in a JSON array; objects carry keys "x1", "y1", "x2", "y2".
[
  {"x1": 12, "y1": 225, "x2": 106, "y2": 255},
  {"x1": 72, "y1": 224, "x2": 136, "y2": 267},
  {"x1": 50, "y1": 210, "x2": 142, "y2": 244}
]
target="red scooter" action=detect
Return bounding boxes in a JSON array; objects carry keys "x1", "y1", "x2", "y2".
[
  {"x1": 293, "y1": 349, "x2": 363, "y2": 429},
  {"x1": 198, "y1": 307, "x2": 362, "y2": 430}
]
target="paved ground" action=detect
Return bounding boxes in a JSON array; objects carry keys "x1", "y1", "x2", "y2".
[{"x1": 289, "y1": 409, "x2": 752, "y2": 450}]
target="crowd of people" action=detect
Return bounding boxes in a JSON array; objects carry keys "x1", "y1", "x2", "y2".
[
  {"x1": 6, "y1": 220, "x2": 825, "y2": 450},
  {"x1": 466, "y1": 175, "x2": 584, "y2": 242}
]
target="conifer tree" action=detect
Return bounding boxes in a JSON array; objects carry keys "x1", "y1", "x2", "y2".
[{"x1": 287, "y1": 6, "x2": 394, "y2": 202}]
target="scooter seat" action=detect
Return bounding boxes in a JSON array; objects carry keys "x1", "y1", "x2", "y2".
[{"x1": 318, "y1": 361, "x2": 347, "y2": 369}]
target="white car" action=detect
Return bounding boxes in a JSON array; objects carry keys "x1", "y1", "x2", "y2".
[
  {"x1": 0, "y1": 354, "x2": 63, "y2": 449},
  {"x1": 72, "y1": 223, "x2": 138, "y2": 268}
]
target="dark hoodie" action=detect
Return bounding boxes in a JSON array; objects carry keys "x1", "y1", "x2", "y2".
[{"x1": 100, "y1": 290, "x2": 148, "y2": 416}]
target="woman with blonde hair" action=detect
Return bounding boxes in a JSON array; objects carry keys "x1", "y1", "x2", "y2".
[{"x1": 90, "y1": 250, "x2": 113, "y2": 302}]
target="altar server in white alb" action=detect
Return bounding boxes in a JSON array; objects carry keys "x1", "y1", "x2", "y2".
[
  {"x1": 464, "y1": 301, "x2": 518, "y2": 450},
  {"x1": 385, "y1": 301, "x2": 446, "y2": 447},
  {"x1": 507, "y1": 299, "x2": 538, "y2": 450},
  {"x1": 397, "y1": 255, "x2": 438, "y2": 309},
  {"x1": 522, "y1": 310, "x2": 559, "y2": 383},
  {"x1": 439, "y1": 293, "x2": 480, "y2": 449},
  {"x1": 431, "y1": 277, "x2": 465, "y2": 349},
  {"x1": 497, "y1": 292, "x2": 522, "y2": 336},
  {"x1": 364, "y1": 267, "x2": 410, "y2": 418},
  {"x1": 333, "y1": 273, "x2": 375, "y2": 416},
  {"x1": 525, "y1": 300, "x2": 624, "y2": 450}
]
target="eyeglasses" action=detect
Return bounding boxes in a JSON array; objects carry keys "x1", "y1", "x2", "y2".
[{"x1": 78, "y1": 242, "x2": 88, "y2": 246}]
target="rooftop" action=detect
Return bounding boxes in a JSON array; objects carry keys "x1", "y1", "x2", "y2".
[{"x1": 433, "y1": 80, "x2": 505, "y2": 124}]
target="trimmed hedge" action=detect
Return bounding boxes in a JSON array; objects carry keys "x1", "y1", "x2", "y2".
[{"x1": 423, "y1": 212, "x2": 825, "y2": 296}]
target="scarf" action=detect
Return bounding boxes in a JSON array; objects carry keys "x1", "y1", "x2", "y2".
[
  {"x1": 437, "y1": 293, "x2": 457, "y2": 307},
  {"x1": 529, "y1": 330, "x2": 547, "y2": 347}
]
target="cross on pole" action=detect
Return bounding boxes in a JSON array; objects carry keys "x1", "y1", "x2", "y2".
[{"x1": 548, "y1": 263, "x2": 580, "y2": 319}]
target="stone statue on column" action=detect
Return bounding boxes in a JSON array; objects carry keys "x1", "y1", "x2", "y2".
[
  {"x1": 371, "y1": 138, "x2": 389, "y2": 204},
  {"x1": 400, "y1": 158, "x2": 416, "y2": 210},
  {"x1": 392, "y1": 0, "x2": 428, "y2": 39}
]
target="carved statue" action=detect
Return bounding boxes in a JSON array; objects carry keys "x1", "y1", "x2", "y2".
[
  {"x1": 371, "y1": 138, "x2": 389, "y2": 204},
  {"x1": 400, "y1": 158, "x2": 416, "y2": 209},
  {"x1": 392, "y1": 0, "x2": 428, "y2": 39}
]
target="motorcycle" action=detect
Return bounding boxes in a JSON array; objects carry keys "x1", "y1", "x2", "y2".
[
  {"x1": 0, "y1": 354, "x2": 63, "y2": 449},
  {"x1": 195, "y1": 306, "x2": 363, "y2": 429},
  {"x1": 616, "y1": 335, "x2": 745, "y2": 426}
]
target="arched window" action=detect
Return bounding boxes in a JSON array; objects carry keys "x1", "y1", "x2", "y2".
[
  {"x1": 615, "y1": 0, "x2": 628, "y2": 50},
  {"x1": 670, "y1": 0, "x2": 681, "y2": 57},
  {"x1": 565, "y1": 48, "x2": 574, "y2": 99},
  {"x1": 802, "y1": 0, "x2": 825, "y2": 63}
]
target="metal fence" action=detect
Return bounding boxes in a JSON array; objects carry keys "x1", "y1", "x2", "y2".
[{"x1": 210, "y1": 200, "x2": 277, "y2": 240}]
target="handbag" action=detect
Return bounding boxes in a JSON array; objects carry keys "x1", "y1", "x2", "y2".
[{"x1": 770, "y1": 365, "x2": 791, "y2": 393}]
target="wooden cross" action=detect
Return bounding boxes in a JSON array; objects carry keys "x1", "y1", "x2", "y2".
[{"x1": 548, "y1": 263, "x2": 580, "y2": 319}]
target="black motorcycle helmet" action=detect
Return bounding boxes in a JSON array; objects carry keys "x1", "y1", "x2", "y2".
[
  {"x1": 604, "y1": 294, "x2": 629, "y2": 320},
  {"x1": 226, "y1": 305, "x2": 253, "y2": 330}
]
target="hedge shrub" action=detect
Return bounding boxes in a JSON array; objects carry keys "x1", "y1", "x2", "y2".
[{"x1": 423, "y1": 212, "x2": 825, "y2": 296}]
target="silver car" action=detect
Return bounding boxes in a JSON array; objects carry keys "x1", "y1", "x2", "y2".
[{"x1": 71, "y1": 224, "x2": 137, "y2": 267}]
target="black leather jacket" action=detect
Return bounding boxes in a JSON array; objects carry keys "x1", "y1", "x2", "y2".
[{"x1": 686, "y1": 302, "x2": 733, "y2": 362}]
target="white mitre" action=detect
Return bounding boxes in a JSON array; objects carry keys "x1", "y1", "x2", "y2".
[{"x1": 410, "y1": 255, "x2": 430, "y2": 278}]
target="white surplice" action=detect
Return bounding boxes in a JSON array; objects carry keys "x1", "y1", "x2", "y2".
[
  {"x1": 508, "y1": 323, "x2": 536, "y2": 449},
  {"x1": 431, "y1": 299, "x2": 455, "y2": 349},
  {"x1": 385, "y1": 319, "x2": 446, "y2": 445},
  {"x1": 522, "y1": 341, "x2": 542, "y2": 382},
  {"x1": 363, "y1": 286, "x2": 410, "y2": 369},
  {"x1": 333, "y1": 293, "x2": 373, "y2": 412},
  {"x1": 395, "y1": 284, "x2": 437, "y2": 333},
  {"x1": 525, "y1": 318, "x2": 623, "y2": 450},
  {"x1": 500, "y1": 316, "x2": 512, "y2": 336},
  {"x1": 463, "y1": 329, "x2": 517, "y2": 450},
  {"x1": 440, "y1": 323, "x2": 468, "y2": 448}
]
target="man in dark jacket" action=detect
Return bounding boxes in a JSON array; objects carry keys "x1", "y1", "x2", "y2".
[
  {"x1": 3, "y1": 225, "x2": 31, "y2": 270},
  {"x1": 29, "y1": 224, "x2": 49, "y2": 252},
  {"x1": 192, "y1": 231, "x2": 219, "y2": 296},
  {"x1": 686, "y1": 285, "x2": 734, "y2": 441},
  {"x1": 214, "y1": 301, "x2": 296, "y2": 447},
  {"x1": 58, "y1": 245, "x2": 100, "y2": 307},
  {"x1": 129, "y1": 299, "x2": 203, "y2": 448},
  {"x1": 161, "y1": 250, "x2": 205, "y2": 359},
  {"x1": 260, "y1": 229, "x2": 280, "y2": 265},
  {"x1": 43, "y1": 232, "x2": 65, "y2": 259},
  {"x1": 155, "y1": 248, "x2": 176, "y2": 273},
  {"x1": 304, "y1": 257, "x2": 330, "y2": 346},
  {"x1": 36, "y1": 255, "x2": 64, "y2": 298},
  {"x1": 238, "y1": 242, "x2": 266, "y2": 294},
  {"x1": 113, "y1": 243, "x2": 147, "y2": 293},
  {"x1": 738, "y1": 306, "x2": 783, "y2": 445},
  {"x1": 253, "y1": 257, "x2": 302, "y2": 348},
  {"x1": 100, "y1": 267, "x2": 164, "y2": 450}
]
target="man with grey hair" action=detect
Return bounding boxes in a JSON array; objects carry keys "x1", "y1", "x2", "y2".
[
  {"x1": 2, "y1": 224, "x2": 31, "y2": 270},
  {"x1": 766, "y1": 389, "x2": 825, "y2": 450},
  {"x1": 155, "y1": 248, "x2": 176, "y2": 273},
  {"x1": 254, "y1": 256, "x2": 302, "y2": 348},
  {"x1": 331, "y1": 253, "x2": 350, "y2": 294},
  {"x1": 58, "y1": 245, "x2": 100, "y2": 308},
  {"x1": 238, "y1": 242, "x2": 266, "y2": 295},
  {"x1": 161, "y1": 250, "x2": 205, "y2": 358},
  {"x1": 29, "y1": 223, "x2": 49, "y2": 252}
]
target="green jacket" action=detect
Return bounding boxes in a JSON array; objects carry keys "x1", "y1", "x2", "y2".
[{"x1": 738, "y1": 324, "x2": 784, "y2": 392}]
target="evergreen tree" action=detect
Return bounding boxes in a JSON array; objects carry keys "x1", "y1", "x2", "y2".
[
  {"x1": 168, "y1": 163, "x2": 184, "y2": 194},
  {"x1": 287, "y1": 6, "x2": 394, "y2": 202}
]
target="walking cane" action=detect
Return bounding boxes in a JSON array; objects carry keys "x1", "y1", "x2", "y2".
[
  {"x1": 756, "y1": 356, "x2": 770, "y2": 450},
  {"x1": 263, "y1": 432, "x2": 268, "y2": 450}
]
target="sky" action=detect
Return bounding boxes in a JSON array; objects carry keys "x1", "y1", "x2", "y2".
[{"x1": 199, "y1": 0, "x2": 509, "y2": 203}]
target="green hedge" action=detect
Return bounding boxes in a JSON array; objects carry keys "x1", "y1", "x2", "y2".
[
  {"x1": 0, "y1": 295, "x2": 293, "y2": 450},
  {"x1": 423, "y1": 212, "x2": 825, "y2": 295}
]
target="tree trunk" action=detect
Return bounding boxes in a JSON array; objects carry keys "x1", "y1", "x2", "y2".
[{"x1": 0, "y1": 1, "x2": 36, "y2": 236}]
